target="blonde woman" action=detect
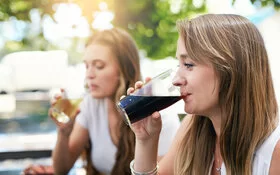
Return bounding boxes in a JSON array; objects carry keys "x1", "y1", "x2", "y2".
[
  {"x1": 128, "y1": 14, "x2": 280, "y2": 175},
  {"x1": 49, "y1": 28, "x2": 180, "y2": 175}
]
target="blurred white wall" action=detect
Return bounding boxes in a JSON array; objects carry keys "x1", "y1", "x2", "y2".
[
  {"x1": 257, "y1": 12, "x2": 280, "y2": 106},
  {"x1": 140, "y1": 56, "x2": 178, "y2": 78},
  {"x1": 0, "y1": 50, "x2": 68, "y2": 92},
  {"x1": 0, "y1": 64, "x2": 13, "y2": 92}
]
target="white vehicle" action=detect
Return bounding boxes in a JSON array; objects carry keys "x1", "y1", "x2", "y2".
[{"x1": 0, "y1": 50, "x2": 68, "y2": 113}]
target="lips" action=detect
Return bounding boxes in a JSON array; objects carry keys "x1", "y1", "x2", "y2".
[
  {"x1": 89, "y1": 84, "x2": 98, "y2": 91},
  {"x1": 180, "y1": 90, "x2": 190, "y2": 97},
  {"x1": 181, "y1": 92, "x2": 191, "y2": 101}
]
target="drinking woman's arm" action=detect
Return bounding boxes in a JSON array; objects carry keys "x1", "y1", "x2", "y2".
[
  {"x1": 131, "y1": 114, "x2": 192, "y2": 175},
  {"x1": 131, "y1": 112, "x2": 162, "y2": 173}
]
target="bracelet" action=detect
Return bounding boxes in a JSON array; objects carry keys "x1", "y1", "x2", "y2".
[{"x1": 130, "y1": 159, "x2": 159, "y2": 175}]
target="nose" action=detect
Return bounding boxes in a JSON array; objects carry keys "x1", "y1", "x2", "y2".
[
  {"x1": 172, "y1": 69, "x2": 185, "y2": 87},
  {"x1": 86, "y1": 66, "x2": 96, "y2": 79}
]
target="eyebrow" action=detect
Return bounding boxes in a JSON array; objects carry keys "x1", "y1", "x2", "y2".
[
  {"x1": 176, "y1": 54, "x2": 189, "y2": 60},
  {"x1": 83, "y1": 58, "x2": 104, "y2": 64}
]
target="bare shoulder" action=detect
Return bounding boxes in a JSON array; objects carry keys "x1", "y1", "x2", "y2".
[{"x1": 269, "y1": 138, "x2": 280, "y2": 175}]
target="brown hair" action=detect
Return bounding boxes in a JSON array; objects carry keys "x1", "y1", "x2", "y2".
[
  {"x1": 175, "y1": 14, "x2": 278, "y2": 175},
  {"x1": 84, "y1": 28, "x2": 141, "y2": 175}
]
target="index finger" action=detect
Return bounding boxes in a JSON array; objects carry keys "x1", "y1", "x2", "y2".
[
  {"x1": 144, "y1": 77, "x2": 152, "y2": 83},
  {"x1": 50, "y1": 95, "x2": 61, "y2": 106},
  {"x1": 127, "y1": 87, "x2": 135, "y2": 95}
]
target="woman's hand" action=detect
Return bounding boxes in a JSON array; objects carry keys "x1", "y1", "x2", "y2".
[
  {"x1": 22, "y1": 165, "x2": 54, "y2": 175},
  {"x1": 126, "y1": 78, "x2": 162, "y2": 141},
  {"x1": 49, "y1": 89, "x2": 80, "y2": 137}
]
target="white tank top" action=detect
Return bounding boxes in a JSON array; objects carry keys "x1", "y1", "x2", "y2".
[{"x1": 209, "y1": 122, "x2": 280, "y2": 175}]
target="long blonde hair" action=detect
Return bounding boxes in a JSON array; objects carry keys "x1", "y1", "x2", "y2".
[
  {"x1": 85, "y1": 28, "x2": 141, "y2": 175},
  {"x1": 175, "y1": 14, "x2": 279, "y2": 175}
]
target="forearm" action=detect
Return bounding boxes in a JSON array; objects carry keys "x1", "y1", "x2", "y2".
[
  {"x1": 52, "y1": 132, "x2": 75, "y2": 174},
  {"x1": 134, "y1": 136, "x2": 160, "y2": 172}
]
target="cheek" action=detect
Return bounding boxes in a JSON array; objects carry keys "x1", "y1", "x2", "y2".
[
  {"x1": 91, "y1": 77, "x2": 119, "y2": 98},
  {"x1": 101, "y1": 71, "x2": 120, "y2": 93},
  {"x1": 107, "y1": 77, "x2": 120, "y2": 92},
  {"x1": 200, "y1": 79, "x2": 220, "y2": 108},
  {"x1": 192, "y1": 71, "x2": 219, "y2": 100}
]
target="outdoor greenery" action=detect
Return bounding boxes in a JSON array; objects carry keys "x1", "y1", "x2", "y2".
[
  {"x1": 113, "y1": 0, "x2": 206, "y2": 59},
  {"x1": 0, "y1": 0, "x2": 279, "y2": 61}
]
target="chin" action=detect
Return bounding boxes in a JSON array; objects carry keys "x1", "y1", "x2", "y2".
[
  {"x1": 90, "y1": 92, "x2": 103, "y2": 99},
  {"x1": 184, "y1": 105, "x2": 195, "y2": 115}
]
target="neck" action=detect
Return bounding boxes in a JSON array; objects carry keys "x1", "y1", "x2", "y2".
[
  {"x1": 214, "y1": 141, "x2": 223, "y2": 174},
  {"x1": 212, "y1": 117, "x2": 222, "y2": 163},
  {"x1": 106, "y1": 97, "x2": 115, "y2": 108},
  {"x1": 209, "y1": 115, "x2": 221, "y2": 138},
  {"x1": 106, "y1": 98, "x2": 122, "y2": 146},
  {"x1": 207, "y1": 107, "x2": 222, "y2": 137},
  {"x1": 207, "y1": 109, "x2": 223, "y2": 174},
  {"x1": 106, "y1": 98, "x2": 121, "y2": 122}
]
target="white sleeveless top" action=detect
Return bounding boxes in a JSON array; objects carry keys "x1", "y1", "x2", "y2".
[
  {"x1": 209, "y1": 123, "x2": 280, "y2": 175},
  {"x1": 76, "y1": 94, "x2": 181, "y2": 175}
]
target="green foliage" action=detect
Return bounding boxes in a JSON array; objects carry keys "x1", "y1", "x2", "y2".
[
  {"x1": 232, "y1": 0, "x2": 280, "y2": 9},
  {"x1": 253, "y1": 0, "x2": 280, "y2": 8},
  {"x1": 0, "y1": 0, "x2": 206, "y2": 61},
  {"x1": 0, "y1": 0, "x2": 55, "y2": 21},
  {"x1": 113, "y1": 0, "x2": 207, "y2": 59},
  {"x1": 0, "y1": 0, "x2": 113, "y2": 22}
]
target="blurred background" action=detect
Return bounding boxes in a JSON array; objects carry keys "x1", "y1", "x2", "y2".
[{"x1": 0, "y1": 0, "x2": 279, "y2": 174}]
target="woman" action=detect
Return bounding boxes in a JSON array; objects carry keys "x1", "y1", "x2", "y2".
[
  {"x1": 129, "y1": 14, "x2": 280, "y2": 175},
  {"x1": 51, "y1": 28, "x2": 180, "y2": 175}
]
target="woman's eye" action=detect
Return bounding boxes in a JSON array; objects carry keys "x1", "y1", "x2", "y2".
[
  {"x1": 96, "y1": 65, "x2": 104, "y2": 69},
  {"x1": 184, "y1": 63, "x2": 194, "y2": 69},
  {"x1": 95, "y1": 62, "x2": 105, "y2": 69}
]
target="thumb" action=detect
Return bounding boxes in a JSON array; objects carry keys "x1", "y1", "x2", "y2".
[
  {"x1": 151, "y1": 111, "x2": 162, "y2": 124},
  {"x1": 69, "y1": 108, "x2": 80, "y2": 121}
]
